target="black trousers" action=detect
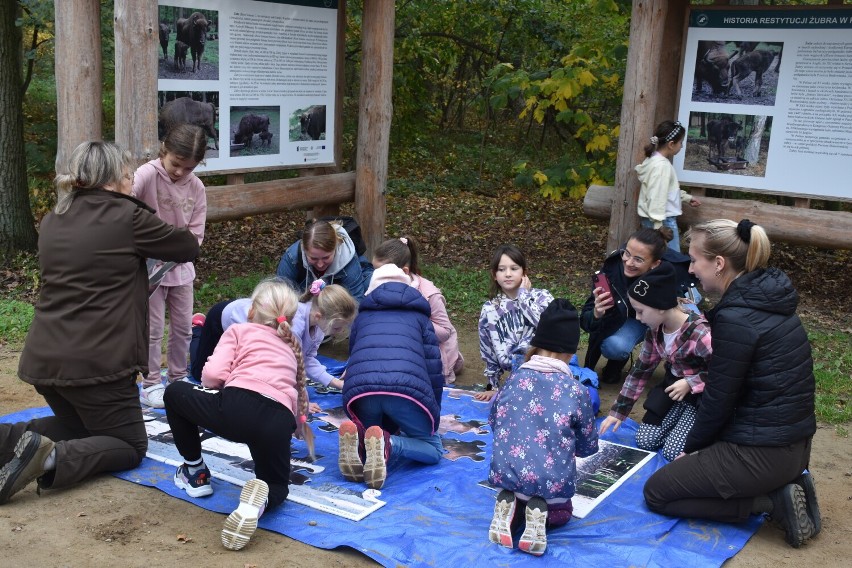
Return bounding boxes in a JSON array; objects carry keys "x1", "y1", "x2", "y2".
[
  {"x1": 189, "y1": 300, "x2": 230, "y2": 381},
  {"x1": 163, "y1": 382, "x2": 296, "y2": 508},
  {"x1": 643, "y1": 437, "x2": 812, "y2": 522},
  {"x1": 0, "y1": 377, "x2": 147, "y2": 490}
]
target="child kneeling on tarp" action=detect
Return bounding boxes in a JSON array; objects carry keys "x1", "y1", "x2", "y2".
[{"x1": 488, "y1": 299, "x2": 599, "y2": 556}]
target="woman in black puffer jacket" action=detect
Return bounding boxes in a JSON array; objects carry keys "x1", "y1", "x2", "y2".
[{"x1": 643, "y1": 219, "x2": 819, "y2": 549}]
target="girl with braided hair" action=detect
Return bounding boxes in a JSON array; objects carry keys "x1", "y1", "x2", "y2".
[
  {"x1": 636, "y1": 120, "x2": 701, "y2": 252},
  {"x1": 163, "y1": 277, "x2": 314, "y2": 551}
]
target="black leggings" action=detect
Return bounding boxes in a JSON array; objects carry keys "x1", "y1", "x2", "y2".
[{"x1": 189, "y1": 300, "x2": 230, "y2": 381}]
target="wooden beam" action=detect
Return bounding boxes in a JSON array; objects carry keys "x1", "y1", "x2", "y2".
[
  {"x1": 114, "y1": 0, "x2": 159, "y2": 164},
  {"x1": 206, "y1": 172, "x2": 356, "y2": 222},
  {"x1": 584, "y1": 185, "x2": 852, "y2": 250},
  {"x1": 355, "y1": 0, "x2": 394, "y2": 257},
  {"x1": 301, "y1": 168, "x2": 342, "y2": 219},
  {"x1": 608, "y1": 0, "x2": 669, "y2": 252},
  {"x1": 54, "y1": 0, "x2": 102, "y2": 173}
]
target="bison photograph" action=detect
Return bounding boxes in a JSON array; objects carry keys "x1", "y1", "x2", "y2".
[
  {"x1": 692, "y1": 40, "x2": 783, "y2": 106},
  {"x1": 290, "y1": 105, "x2": 327, "y2": 142},
  {"x1": 157, "y1": 91, "x2": 220, "y2": 159},
  {"x1": 683, "y1": 112, "x2": 773, "y2": 178},
  {"x1": 229, "y1": 106, "x2": 281, "y2": 157},
  {"x1": 157, "y1": 6, "x2": 219, "y2": 80}
]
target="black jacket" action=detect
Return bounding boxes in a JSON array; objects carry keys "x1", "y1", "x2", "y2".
[
  {"x1": 683, "y1": 267, "x2": 816, "y2": 453},
  {"x1": 580, "y1": 246, "x2": 696, "y2": 369}
]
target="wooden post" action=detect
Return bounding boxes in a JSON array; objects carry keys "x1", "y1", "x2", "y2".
[
  {"x1": 114, "y1": 0, "x2": 159, "y2": 164},
  {"x1": 354, "y1": 0, "x2": 394, "y2": 257},
  {"x1": 607, "y1": 0, "x2": 669, "y2": 251},
  {"x1": 54, "y1": 0, "x2": 102, "y2": 173},
  {"x1": 653, "y1": 1, "x2": 687, "y2": 128}
]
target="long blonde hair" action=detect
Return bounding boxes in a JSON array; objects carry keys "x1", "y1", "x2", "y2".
[
  {"x1": 686, "y1": 219, "x2": 771, "y2": 274},
  {"x1": 250, "y1": 277, "x2": 315, "y2": 458},
  {"x1": 299, "y1": 282, "x2": 358, "y2": 340}
]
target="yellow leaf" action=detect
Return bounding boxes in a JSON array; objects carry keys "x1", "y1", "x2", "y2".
[
  {"x1": 586, "y1": 134, "x2": 611, "y2": 152},
  {"x1": 533, "y1": 171, "x2": 549, "y2": 185},
  {"x1": 578, "y1": 70, "x2": 596, "y2": 87}
]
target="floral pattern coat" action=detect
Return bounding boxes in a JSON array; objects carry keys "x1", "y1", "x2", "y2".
[{"x1": 488, "y1": 356, "x2": 599, "y2": 500}]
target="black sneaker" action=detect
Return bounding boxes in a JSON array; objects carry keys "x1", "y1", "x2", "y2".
[
  {"x1": 768, "y1": 483, "x2": 815, "y2": 548},
  {"x1": 600, "y1": 358, "x2": 628, "y2": 384},
  {"x1": 795, "y1": 472, "x2": 821, "y2": 536}
]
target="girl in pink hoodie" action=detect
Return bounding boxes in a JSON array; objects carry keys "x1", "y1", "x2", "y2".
[
  {"x1": 133, "y1": 124, "x2": 208, "y2": 408},
  {"x1": 372, "y1": 236, "x2": 464, "y2": 384}
]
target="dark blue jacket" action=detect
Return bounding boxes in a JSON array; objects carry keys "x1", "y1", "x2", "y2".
[{"x1": 343, "y1": 282, "x2": 444, "y2": 432}]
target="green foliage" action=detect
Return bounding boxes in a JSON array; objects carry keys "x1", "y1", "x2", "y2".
[
  {"x1": 486, "y1": 0, "x2": 628, "y2": 199},
  {"x1": 0, "y1": 300, "x2": 34, "y2": 344},
  {"x1": 194, "y1": 274, "x2": 264, "y2": 312},
  {"x1": 810, "y1": 331, "x2": 852, "y2": 428}
]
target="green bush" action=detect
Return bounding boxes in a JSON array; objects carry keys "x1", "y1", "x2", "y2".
[{"x1": 0, "y1": 301, "x2": 34, "y2": 344}]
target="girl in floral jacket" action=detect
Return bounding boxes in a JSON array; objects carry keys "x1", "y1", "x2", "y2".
[{"x1": 488, "y1": 299, "x2": 598, "y2": 556}]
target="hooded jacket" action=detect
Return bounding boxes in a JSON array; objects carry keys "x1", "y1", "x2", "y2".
[
  {"x1": 683, "y1": 267, "x2": 816, "y2": 453},
  {"x1": 342, "y1": 282, "x2": 444, "y2": 432},
  {"x1": 276, "y1": 224, "x2": 374, "y2": 301},
  {"x1": 580, "y1": 246, "x2": 697, "y2": 369},
  {"x1": 635, "y1": 153, "x2": 693, "y2": 227},
  {"x1": 131, "y1": 158, "x2": 206, "y2": 286},
  {"x1": 18, "y1": 189, "x2": 199, "y2": 386}
]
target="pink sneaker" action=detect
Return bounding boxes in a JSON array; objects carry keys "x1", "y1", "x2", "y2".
[{"x1": 192, "y1": 313, "x2": 206, "y2": 327}]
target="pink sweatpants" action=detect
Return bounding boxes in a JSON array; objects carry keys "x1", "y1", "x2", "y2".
[{"x1": 144, "y1": 283, "x2": 194, "y2": 387}]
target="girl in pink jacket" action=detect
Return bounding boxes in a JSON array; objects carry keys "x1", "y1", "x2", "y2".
[
  {"x1": 372, "y1": 236, "x2": 464, "y2": 384},
  {"x1": 163, "y1": 277, "x2": 314, "y2": 551},
  {"x1": 133, "y1": 124, "x2": 208, "y2": 408}
]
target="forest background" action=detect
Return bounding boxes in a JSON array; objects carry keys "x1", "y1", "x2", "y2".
[{"x1": 0, "y1": 0, "x2": 849, "y2": 429}]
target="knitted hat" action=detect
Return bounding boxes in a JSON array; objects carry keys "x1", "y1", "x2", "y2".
[
  {"x1": 530, "y1": 299, "x2": 580, "y2": 354},
  {"x1": 628, "y1": 262, "x2": 678, "y2": 310},
  {"x1": 366, "y1": 263, "x2": 413, "y2": 295}
]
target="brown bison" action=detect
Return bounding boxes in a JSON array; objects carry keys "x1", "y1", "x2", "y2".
[
  {"x1": 176, "y1": 12, "x2": 208, "y2": 73},
  {"x1": 299, "y1": 105, "x2": 326, "y2": 141},
  {"x1": 728, "y1": 49, "x2": 777, "y2": 97},
  {"x1": 234, "y1": 114, "x2": 271, "y2": 149},
  {"x1": 174, "y1": 41, "x2": 188, "y2": 72},
  {"x1": 159, "y1": 97, "x2": 218, "y2": 150},
  {"x1": 158, "y1": 22, "x2": 169, "y2": 60},
  {"x1": 707, "y1": 117, "x2": 742, "y2": 162},
  {"x1": 259, "y1": 131, "x2": 273, "y2": 147},
  {"x1": 694, "y1": 41, "x2": 731, "y2": 97}
]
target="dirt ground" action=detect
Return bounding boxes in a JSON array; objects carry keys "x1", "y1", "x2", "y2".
[{"x1": 0, "y1": 319, "x2": 849, "y2": 568}]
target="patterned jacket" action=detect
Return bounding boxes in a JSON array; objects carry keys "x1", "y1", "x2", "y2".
[{"x1": 609, "y1": 312, "x2": 712, "y2": 422}]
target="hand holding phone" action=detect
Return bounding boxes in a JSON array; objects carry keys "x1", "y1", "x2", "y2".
[{"x1": 592, "y1": 271, "x2": 614, "y2": 318}]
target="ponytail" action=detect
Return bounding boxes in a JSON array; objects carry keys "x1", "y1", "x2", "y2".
[
  {"x1": 373, "y1": 236, "x2": 420, "y2": 275},
  {"x1": 644, "y1": 120, "x2": 685, "y2": 158},
  {"x1": 686, "y1": 218, "x2": 771, "y2": 275},
  {"x1": 277, "y1": 318, "x2": 315, "y2": 459}
]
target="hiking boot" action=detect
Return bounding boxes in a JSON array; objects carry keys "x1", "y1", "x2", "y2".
[
  {"x1": 600, "y1": 358, "x2": 628, "y2": 384},
  {"x1": 140, "y1": 383, "x2": 166, "y2": 408},
  {"x1": 795, "y1": 472, "x2": 821, "y2": 536},
  {"x1": 174, "y1": 463, "x2": 214, "y2": 498},
  {"x1": 0, "y1": 432, "x2": 56, "y2": 504},
  {"x1": 488, "y1": 489, "x2": 516, "y2": 548},
  {"x1": 768, "y1": 483, "x2": 816, "y2": 548},
  {"x1": 222, "y1": 478, "x2": 268, "y2": 551},
  {"x1": 518, "y1": 497, "x2": 548, "y2": 556},
  {"x1": 338, "y1": 421, "x2": 364, "y2": 482},
  {"x1": 363, "y1": 426, "x2": 390, "y2": 490}
]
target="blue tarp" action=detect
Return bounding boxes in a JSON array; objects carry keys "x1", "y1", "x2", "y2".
[{"x1": 2, "y1": 384, "x2": 761, "y2": 567}]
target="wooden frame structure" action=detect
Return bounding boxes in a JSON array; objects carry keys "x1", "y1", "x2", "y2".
[
  {"x1": 589, "y1": 0, "x2": 852, "y2": 251},
  {"x1": 55, "y1": 0, "x2": 391, "y2": 256}
]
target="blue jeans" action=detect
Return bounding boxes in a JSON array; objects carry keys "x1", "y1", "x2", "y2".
[
  {"x1": 350, "y1": 395, "x2": 444, "y2": 464},
  {"x1": 641, "y1": 216, "x2": 681, "y2": 252},
  {"x1": 600, "y1": 317, "x2": 647, "y2": 361}
]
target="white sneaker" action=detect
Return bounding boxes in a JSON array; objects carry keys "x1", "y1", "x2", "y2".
[
  {"x1": 222, "y1": 478, "x2": 269, "y2": 551},
  {"x1": 140, "y1": 384, "x2": 166, "y2": 408}
]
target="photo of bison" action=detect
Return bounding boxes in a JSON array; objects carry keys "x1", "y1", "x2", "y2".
[
  {"x1": 691, "y1": 40, "x2": 782, "y2": 106},
  {"x1": 683, "y1": 112, "x2": 772, "y2": 178},
  {"x1": 290, "y1": 105, "x2": 327, "y2": 142},
  {"x1": 158, "y1": 93, "x2": 220, "y2": 158},
  {"x1": 229, "y1": 106, "x2": 281, "y2": 157},
  {"x1": 157, "y1": 6, "x2": 219, "y2": 80}
]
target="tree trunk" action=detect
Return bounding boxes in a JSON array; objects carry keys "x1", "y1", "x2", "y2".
[
  {"x1": 745, "y1": 115, "x2": 766, "y2": 165},
  {"x1": 0, "y1": 0, "x2": 38, "y2": 258}
]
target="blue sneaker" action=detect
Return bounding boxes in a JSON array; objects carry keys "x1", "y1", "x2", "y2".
[{"x1": 174, "y1": 463, "x2": 213, "y2": 498}]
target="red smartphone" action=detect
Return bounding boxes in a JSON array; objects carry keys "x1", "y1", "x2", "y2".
[{"x1": 593, "y1": 271, "x2": 613, "y2": 299}]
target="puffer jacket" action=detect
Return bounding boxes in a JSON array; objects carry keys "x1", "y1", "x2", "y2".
[
  {"x1": 683, "y1": 267, "x2": 816, "y2": 453},
  {"x1": 343, "y1": 282, "x2": 444, "y2": 432},
  {"x1": 580, "y1": 245, "x2": 697, "y2": 369}
]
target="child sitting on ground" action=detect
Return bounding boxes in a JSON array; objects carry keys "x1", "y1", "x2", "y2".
[
  {"x1": 598, "y1": 263, "x2": 712, "y2": 461},
  {"x1": 372, "y1": 236, "x2": 464, "y2": 384},
  {"x1": 488, "y1": 299, "x2": 599, "y2": 556},
  {"x1": 163, "y1": 277, "x2": 314, "y2": 551},
  {"x1": 477, "y1": 244, "x2": 554, "y2": 401},
  {"x1": 338, "y1": 263, "x2": 444, "y2": 490}
]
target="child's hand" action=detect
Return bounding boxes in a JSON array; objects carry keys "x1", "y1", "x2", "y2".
[
  {"x1": 689, "y1": 198, "x2": 701, "y2": 207},
  {"x1": 520, "y1": 275, "x2": 532, "y2": 290},
  {"x1": 665, "y1": 379, "x2": 690, "y2": 401},
  {"x1": 599, "y1": 416, "x2": 622, "y2": 435},
  {"x1": 308, "y1": 402, "x2": 322, "y2": 414},
  {"x1": 329, "y1": 378, "x2": 344, "y2": 390},
  {"x1": 592, "y1": 288, "x2": 614, "y2": 318},
  {"x1": 474, "y1": 390, "x2": 497, "y2": 402}
]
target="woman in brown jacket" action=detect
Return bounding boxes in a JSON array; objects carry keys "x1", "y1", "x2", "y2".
[{"x1": 0, "y1": 141, "x2": 199, "y2": 504}]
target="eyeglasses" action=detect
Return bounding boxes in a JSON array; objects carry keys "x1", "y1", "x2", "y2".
[{"x1": 620, "y1": 248, "x2": 647, "y2": 266}]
